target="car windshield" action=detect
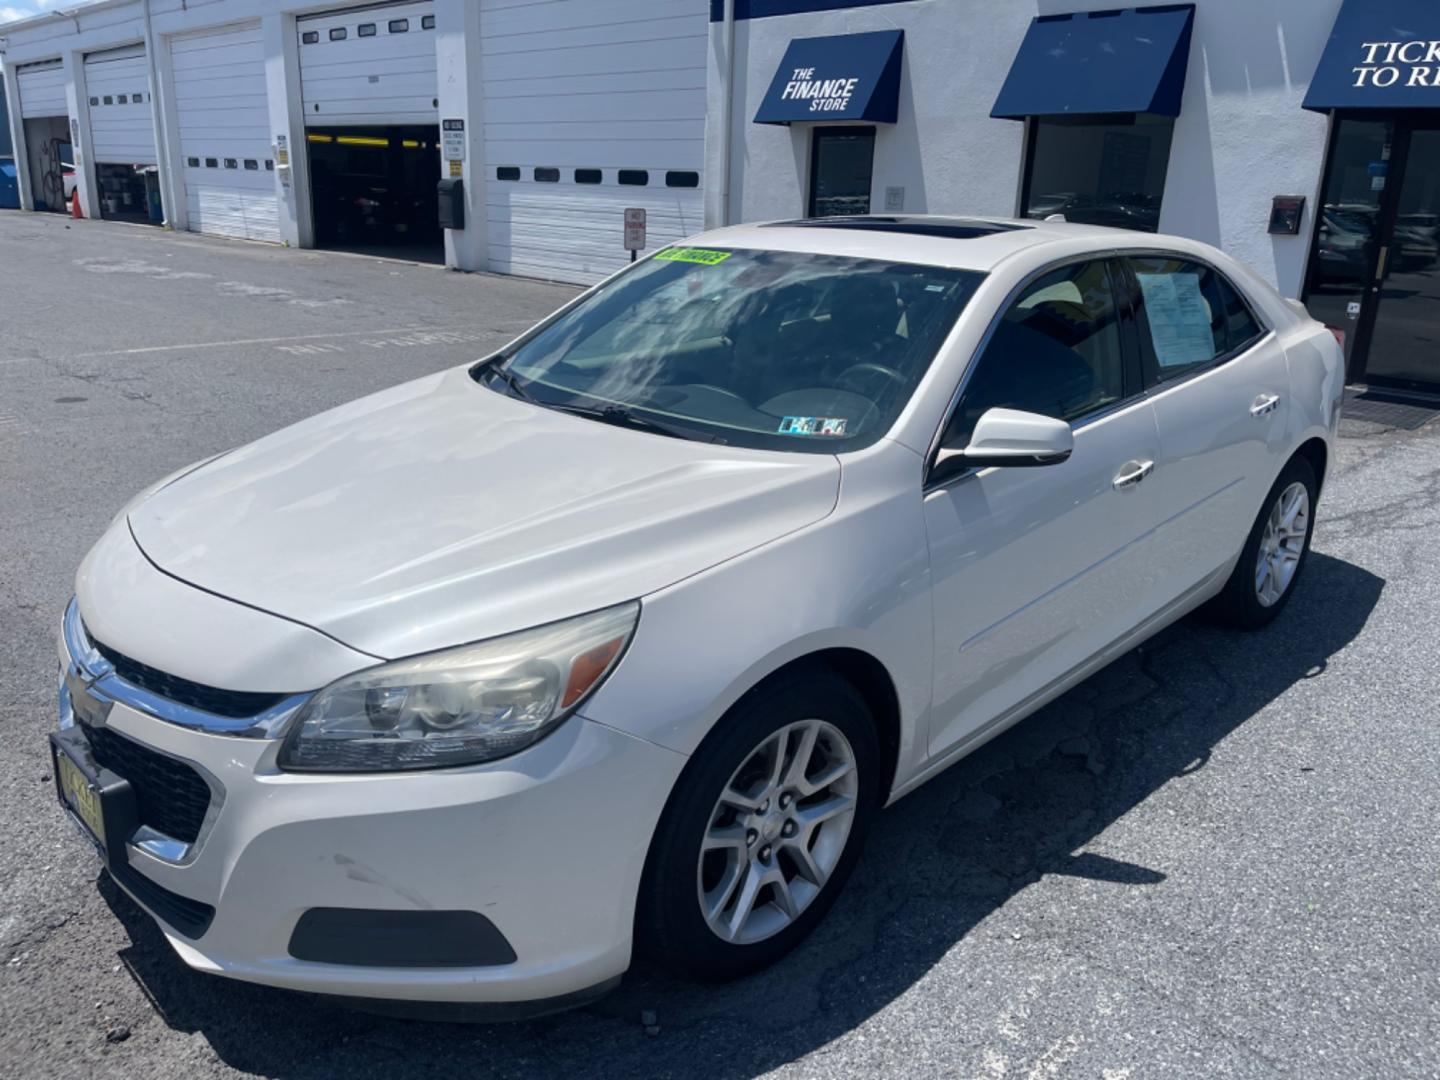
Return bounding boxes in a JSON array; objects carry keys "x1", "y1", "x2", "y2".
[{"x1": 476, "y1": 247, "x2": 984, "y2": 452}]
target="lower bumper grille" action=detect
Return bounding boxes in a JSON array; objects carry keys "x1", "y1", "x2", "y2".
[
  {"x1": 80, "y1": 722, "x2": 212, "y2": 844},
  {"x1": 112, "y1": 862, "x2": 215, "y2": 939}
]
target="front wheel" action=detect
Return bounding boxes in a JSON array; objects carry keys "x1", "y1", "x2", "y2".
[
  {"x1": 1206, "y1": 456, "x2": 1318, "y2": 629},
  {"x1": 636, "y1": 673, "x2": 880, "y2": 981}
]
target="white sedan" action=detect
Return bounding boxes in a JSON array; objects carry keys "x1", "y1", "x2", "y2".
[{"x1": 53, "y1": 217, "x2": 1344, "y2": 1013}]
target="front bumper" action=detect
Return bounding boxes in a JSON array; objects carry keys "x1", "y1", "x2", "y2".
[{"x1": 57, "y1": 608, "x2": 686, "y2": 1005}]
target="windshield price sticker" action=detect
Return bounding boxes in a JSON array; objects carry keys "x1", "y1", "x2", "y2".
[
  {"x1": 779, "y1": 416, "x2": 847, "y2": 437},
  {"x1": 654, "y1": 247, "x2": 733, "y2": 266}
]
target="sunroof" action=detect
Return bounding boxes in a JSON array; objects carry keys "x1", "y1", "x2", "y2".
[{"x1": 765, "y1": 216, "x2": 1031, "y2": 240}]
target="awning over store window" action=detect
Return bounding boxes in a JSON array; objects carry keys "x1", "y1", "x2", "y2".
[
  {"x1": 991, "y1": 5, "x2": 1196, "y2": 120},
  {"x1": 1304, "y1": 0, "x2": 1440, "y2": 112},
  {"x1": 753, "y1": 29, "x2": 904, "y2": 125}
]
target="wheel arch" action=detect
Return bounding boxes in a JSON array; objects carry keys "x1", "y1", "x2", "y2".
[{"x1": 1292, "y1": 436, "x2": 1329, "y2": 498}]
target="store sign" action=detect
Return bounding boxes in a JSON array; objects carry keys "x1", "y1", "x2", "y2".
[
  {"x1": 1351, "y1": 41, "x2": 1440, "y2": 88},
  {"x1": 754, "y1": 30, "x2": 904, "y2": 125}
]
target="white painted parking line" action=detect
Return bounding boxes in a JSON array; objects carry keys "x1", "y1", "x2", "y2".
[{"x1": 70, "y1": 327, "x2": 483, "y2": 359}]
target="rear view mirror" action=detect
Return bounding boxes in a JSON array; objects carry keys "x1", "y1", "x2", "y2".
[{"x1": 929, "y1": 407, "x2": 1074, "y2": 482}]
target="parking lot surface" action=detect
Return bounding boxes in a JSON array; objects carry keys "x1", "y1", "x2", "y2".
[{"x1": 2, "y1": 214, "x2": 1438, "y2": 1079}]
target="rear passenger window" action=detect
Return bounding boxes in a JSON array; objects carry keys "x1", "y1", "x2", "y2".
[
  {"x1": 1129, "y1": 257, "x2": 1264, "y2": 384},
  {"x1": 945, "y1": 259, "x2": 1125, "y2": 446}
]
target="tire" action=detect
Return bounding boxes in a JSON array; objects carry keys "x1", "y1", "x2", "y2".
[
  {"x1": 636, "y1": 671, "x2": 881, "y2": 981},
  {"x1": 1205, "y1": 455, "x2": 1318, "y2": 630}
]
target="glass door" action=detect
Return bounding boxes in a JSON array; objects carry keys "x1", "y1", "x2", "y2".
[
  {"x1": 1305, "y1": 117, "x2": 1393, "y2": 370},
  {"x1": 808, "y1": 126, "x2": 875, "y2": 218},
  {"x1": 1365, "y1": 124, "x2": 1440, "y2": 391},
  {"x1": 1307, "y1": 114, "x2": 1440, "y2": 393}
]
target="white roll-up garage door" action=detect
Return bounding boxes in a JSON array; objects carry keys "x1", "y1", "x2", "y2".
[
  {"x1": 84, "y1": 45, "x2": 156, "y2": 165},
  {"x1": 298, "y1": 2, "x2": 437, "y2": 127},
  {"x1": 17, "y1": 59, "x2": 67, "y2": 119},
  {"x1": 171, "y1": 23, "x2": 280, "y2": 243},
  {"x1": 481, "y1": 0, "x2": 708, "y2": 285}
]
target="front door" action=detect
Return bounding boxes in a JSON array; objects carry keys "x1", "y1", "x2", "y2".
[
  {"x1": 808, "y1": 126, "x2": 874, "y2": 218},
  {"x1": 1306, "y1": 114, "x2": 1440, "y2": 394},
  {"x1": 924, "y1": 259, "x2": 1169, "y2": 761}
]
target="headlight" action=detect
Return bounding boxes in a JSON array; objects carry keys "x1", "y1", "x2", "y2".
[{"x1": 278, "y1": 602, "x2": 639, "y2": 773}]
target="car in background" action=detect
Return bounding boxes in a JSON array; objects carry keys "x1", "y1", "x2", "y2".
[{"x1": 52, "y1": 216, "x2": 1343, "y2": 1014}]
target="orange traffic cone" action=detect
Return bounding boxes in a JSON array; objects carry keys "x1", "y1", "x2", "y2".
[{"x1": 71, "y1": 193, "x2": 83, "y2": 220}]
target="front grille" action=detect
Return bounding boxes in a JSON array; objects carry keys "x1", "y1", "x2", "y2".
[
  {"x1": 91, "y1": 637, "x2": 289, "y2": 719},
  {"x1": 81, "y1": 722, "x2": 212, "y2": 844}
]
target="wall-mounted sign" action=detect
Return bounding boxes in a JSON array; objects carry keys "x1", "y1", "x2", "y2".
[
  {"x1": 442, "y1": 118, "x2": 465, "y2": 162},
  {"x1": 1303, "y1": 2, "x2": 1440, "y2": 111},
  {"x1": 884, "y1": 186, "x2": 904, "y2": 212},
  {"x1": 1267, "y1": 195, "x2": 1306, "y2": 235},
  {"x1": 448, "y1": 159, "x2": 463, "y2": 178},
  {"x1": 624, "y1": 207, "x2": 646, "y2": 251}
]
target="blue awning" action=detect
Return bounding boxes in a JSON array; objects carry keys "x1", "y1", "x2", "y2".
[
  {"x1": 753, "y1": 29, "x2": 904, "y2": 125},
  {"x1": 991, "y1": 5, "x2": 1196, "y2": 120},
  {"x1": 1304, "y1": 0, "x2": 1440, "y2": 112}
]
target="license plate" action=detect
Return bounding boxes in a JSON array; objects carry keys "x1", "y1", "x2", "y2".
[{"x1": 56, "y1": 751, "x2": 106, "y2": 849}]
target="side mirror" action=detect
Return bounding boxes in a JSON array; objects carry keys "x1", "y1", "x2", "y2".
[{"x1": 929, "y1": 407, "x2": 1074, "y2": 483}]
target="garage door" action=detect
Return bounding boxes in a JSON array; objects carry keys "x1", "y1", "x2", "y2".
[
  {"x1": 84, "y1": 45, "x2": 156, "y2": 165},
  {"x1": 171, "y1": 23, "x2": 280, "y2": 243},
  {"x1": 481, "y1": 0, "x2": 707, "y2": 285},
  {"x1": 298, "y1": 2, "x2": 437, "y2": 127},
  {"x1": 17, "y1": 59, "x2": 67, "y2": 119}
]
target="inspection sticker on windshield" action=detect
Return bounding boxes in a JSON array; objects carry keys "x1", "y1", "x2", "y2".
[
  {"x1": 779, "y1": 416, "x2": 847, "y2": 437},
  {"x1": 654, "y1": 247, "x2": 733, "y2": 266}
]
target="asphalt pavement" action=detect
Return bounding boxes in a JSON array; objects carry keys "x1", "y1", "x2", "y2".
[{"x1": 2, "y1": 213, "x2": 1438, "y2": 1079}]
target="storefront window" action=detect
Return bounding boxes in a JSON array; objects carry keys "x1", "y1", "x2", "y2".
[
  {"x1": 809, "y1": 127, "x2": 875, "y2": 218},
  {"x1": 1022, "y1": 114, "x2": 1175, "y2": 232}
]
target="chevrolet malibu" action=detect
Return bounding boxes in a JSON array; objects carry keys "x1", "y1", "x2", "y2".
[{"x1": 53, "y1": 216, "x2": 1344, "y2": 1013}]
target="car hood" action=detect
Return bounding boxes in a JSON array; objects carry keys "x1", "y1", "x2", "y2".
[{"x1": 128, "y1": 367, "x2": 840, "y2": 660}]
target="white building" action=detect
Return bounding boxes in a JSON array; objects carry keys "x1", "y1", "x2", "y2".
[
  {"x1": 6, "y1": 0, "x2": 1440, "y2": 396},
  {"x1": 0, "y1": 0, "x2": 710, "y2": 285},
  {"x1": 703, "y1": 0, "x2": 1440, "y2": 397}
]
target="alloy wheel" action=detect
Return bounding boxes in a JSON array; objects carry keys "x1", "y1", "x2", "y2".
[
  {"x1": 697, "y1": 719, "x2": 858, "y2": 945},
  {"x1": 1254, "y1": 481, "x2": 1310, "y2": 607}
]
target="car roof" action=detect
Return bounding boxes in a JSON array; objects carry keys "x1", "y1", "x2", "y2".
[{"x1": 687, "y1": 215, "x2": 1209, "y2": 274}]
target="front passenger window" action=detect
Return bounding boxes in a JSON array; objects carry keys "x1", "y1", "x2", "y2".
[{"x1": 945, "y1": 260, "x2": 1125, "y2": 446}]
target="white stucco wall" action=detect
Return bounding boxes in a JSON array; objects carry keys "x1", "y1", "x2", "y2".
[{"x1": 710, "y1": 0, "x2": 1343, "y2": 298}]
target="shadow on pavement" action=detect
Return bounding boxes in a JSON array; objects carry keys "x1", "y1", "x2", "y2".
[{"x1": 100, "y1": 551, "x2": 1383, "y2": 1079}]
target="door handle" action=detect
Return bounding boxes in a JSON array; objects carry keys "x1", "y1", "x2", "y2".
[
  {"x1": 1250, "y1": 393, "x2": 1281, "y2": 417},
  {"x1": 1112, "y1": 460, "x2": 1154, "y2": 490}
]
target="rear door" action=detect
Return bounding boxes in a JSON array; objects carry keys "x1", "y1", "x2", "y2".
[
  {"x1": 1122, "y1": 255, "x2": 1290, "y2": 589},
  {"x1": 925, "y1": 258, "x2": 1170, "y2": 760}
]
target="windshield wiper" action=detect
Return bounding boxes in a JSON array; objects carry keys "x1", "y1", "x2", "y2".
[
  {"x1": 549, "y1": 402, "x2": 724, "y2": 444},
  {"x1": 474, "y1": 354, "x2": 536, "y2": 403}
]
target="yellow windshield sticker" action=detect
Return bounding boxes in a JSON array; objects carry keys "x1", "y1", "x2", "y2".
[{"x1": 654, "y1": 247, "x2": 733, "y2": 266}]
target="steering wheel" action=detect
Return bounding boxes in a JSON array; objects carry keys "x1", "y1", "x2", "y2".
[{"x1": 835, "y1": 362, "x2": 906, "y2": 400}]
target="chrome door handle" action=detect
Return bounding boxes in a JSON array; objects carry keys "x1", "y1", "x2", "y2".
[
  {"x1": 1251, "y1": 393, "x2": 1281, "y2": 417},
  {"x1": 1112, "y1": 460, "x2": 1154, "y2": 490}
]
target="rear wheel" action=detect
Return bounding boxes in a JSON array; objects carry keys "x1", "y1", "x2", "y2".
[
  {"x1": 1206, "y1": 456, "x2": 1317, "y2": 629},
  {"x1": 637, "y1": 673, "x2": 880, "y2": 980}
]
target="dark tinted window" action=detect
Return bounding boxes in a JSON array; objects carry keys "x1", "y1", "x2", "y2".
[
  {"x1": 666, "y1": 170, "x2": 699, "y2": 188},
  {"x1": 329, "y1": 27, "x2": 347, "y2": 41},
  {"x1": 575, "y1": 168, "x2": 602, "y2": 184},
  {"x1": 103, "y1": 96, "x2": 113, "y2": 105},
  {"x1": 496, "y1": 166, "x2": 520, "y2": 181},
  {"x1": 117, "y1": 94, "x2": 128, "y2": 104},
  {"x1": 186, "y1": 156, "x2": 200, "y2": 167},
  {"x1": 302, "y1": 30, "x2": 319, "y2": 44},
  {"x1": 358, "y1": 23, "x2": 376, "y2": 36},
  {"x1": 1024, "y1": 114, "x2": 1173, "y2": 233},
  {"x1": 134, "y1": 91, "x2": 144, "y2": 102},
  {"x1": 534, "y1": 167, "x2": 560, "y2": 182},
  {"x1": 205, "y1": 157, "x2": 217, "y2": 168},
  {"x1": 89, "y1": 96, "x2": 99, "y2": 106},
  {"x1": 243, "y1": 159, "x2": 258, "y2": 170},
  {"x1": 223, "y1": 158, "x2": 237, "y2": 169},
  {"x1": 1128, "y1": 257, "x2": 1263, "y2": 384},
  {"x1": 618, "y1": 169, "x2": 649, "y2": 186},
  {"x1": 389, "y1": 18, "x2": 409, "y2": 32},
  {"x1": 946, "y1": 260, "x2": 1125, "y2": 446},
  {"x1": 265, "y1": 160, "x2": 274, "y2": 171},
  {"x1": 422, "y1": 14, "x2": 435, "y2": 29}
]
